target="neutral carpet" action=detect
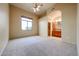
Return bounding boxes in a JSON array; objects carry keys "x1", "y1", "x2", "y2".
[{"x1": 2, "y1": 36, "x2": 77, "y2": 56}]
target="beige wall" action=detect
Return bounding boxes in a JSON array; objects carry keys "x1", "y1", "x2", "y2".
[
  {"x1": 53, "y1": 4, "x2": 77, "y2": 44},
  {"x1": 0, "y1": 4, "x2": 9, "y2": 55},
  {"x1": 9, "y1": 5, "x2": 38, "y2": 39},
  {"x1": 77, "y1": 4, "x2": 79, "y2": 55}
]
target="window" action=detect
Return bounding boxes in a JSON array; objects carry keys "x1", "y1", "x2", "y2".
[{"x1": 21, "y1": 16, "x2": 32, "y2": 30}]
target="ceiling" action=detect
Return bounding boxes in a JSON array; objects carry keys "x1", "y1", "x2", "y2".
[{"x1": 10, "y1": 3, "x2": 55, "y2": 17}]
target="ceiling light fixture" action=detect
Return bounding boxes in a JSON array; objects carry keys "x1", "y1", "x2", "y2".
[{"x1": 33, "y1": 3, "x2": 43, "y2": 12}]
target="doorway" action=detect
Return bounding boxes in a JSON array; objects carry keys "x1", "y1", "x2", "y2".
[{"x1": 48, "y1": 10, "x2": 62, "y2": 38}]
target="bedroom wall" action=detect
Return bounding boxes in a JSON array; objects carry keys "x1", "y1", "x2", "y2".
[
  {"x1": 53, "y1": 3, "x2": 77, "y2": 44},
  {"x1": 9, "y1": 5, "x2": 38, "y2": 39},
  {"x1": 77, "y1": 4, "x2": 79, "y2": 56},
  {"x1": 0, "y1": 4, "x2": 9, "y2": 55},
  {"x1": 39, "y1": 16, "x2": 48, "y2": 37}
]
